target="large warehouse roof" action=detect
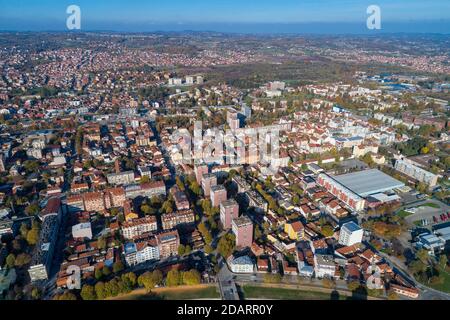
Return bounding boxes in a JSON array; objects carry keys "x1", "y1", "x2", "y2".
[{"x1": 332, "y1": 169, "x2": 404, "y2": 197}]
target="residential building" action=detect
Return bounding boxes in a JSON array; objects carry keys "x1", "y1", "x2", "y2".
[
  {"x1": 232, "y1": 216, "x2": 253, "y2": 248},
  {"x1": 122, "y1": 216, "x2": 157, "y2": 240},
  {"x1": 220, "y1": 199, "x2": 239, "y2": 230},
  {"x1": 395, "y1": 158, "x2": 438, "y2": 188},
  {"x1": 228, "y1": 254, "x2": 254, "y2": 273},
  {"x1": 107, "y1": 170, "x2": 135, "y2": 186},
  {"x1": 210, "y1": 185, "x2": 227, "y2": 207},
  {"x1": 156, "y1": 229, "x2": 180, "y2": 259},
  {"x1": 161, "y1": 209, "x2": 195, "y2": 230},
  {"x1": 201, "y1": 173, "x2": 217, "y2": 197},
  {"x1": 284, "y1": 220, "x2": 305, "y2": 241},
  {"x1": 314, "y1": 254, "x2": 336, "y2": 279},
  {"x1": 339, "y1": 221, "x2": 364, "y2": 246}
]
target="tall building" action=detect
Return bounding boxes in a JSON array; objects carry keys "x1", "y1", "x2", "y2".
[
  {"x1": 194, "y1": 164, "x2": 209, "y2": 184},
  {"x1": 156, "y1": 229, "x2": 180, "y2": 259},
  {"x1": 227, "y1": 110, "x2": 240, "y2": 130},
  {"x1": 338, "y1": 221, "x2": 364, "y2": 246},
  {"x1": 210, "y1": 185, "x2": 227, "y2": 207},
  {"x1": 201, "y1": 173, "x2": 217, "y2": 197},
  {"x1": 220, "y1": 199, "x2": 239, "y2": 230},
  {"x1": 28, "y1": 198, "x2": 62, "y2": 282},
  {"x1": 170, "y1": 185, "x2": 190, "y2": 211},
  {"x1": 232, "y1": 216, "x2": 253, "y2": 248}
]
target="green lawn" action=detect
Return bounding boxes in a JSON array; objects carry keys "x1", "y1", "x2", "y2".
[
  {"x1": 397, "y1": 210, "x2": 414, "y2": 218},
  {"x1": 158, "y1": 286, "x2": 220, "y2": 300},
  {"x1": 240, "y1": 285, "x2": 346, "y2": 300},
  {"x1": 113, "y1": 285, "x2": 221, "y2": 300},
  {"x1": 426, "y1": 268, "x2": 450, "y2": 294},
  {"x1": 419, "y1": 203, "x2": 440, "y2": 209}
]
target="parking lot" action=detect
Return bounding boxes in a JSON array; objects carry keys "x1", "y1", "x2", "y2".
[{"x1": 403, "y1": 199, "x2": 450, "y2": 228}]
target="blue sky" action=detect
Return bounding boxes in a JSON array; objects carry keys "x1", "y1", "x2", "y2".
[{"x1": 0, "y1": 0, "x2": 449, "y2": 33}]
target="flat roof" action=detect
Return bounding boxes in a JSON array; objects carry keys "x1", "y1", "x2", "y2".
[{"x1": 333, "y1": 169, "x2": 405, "y2": 197}]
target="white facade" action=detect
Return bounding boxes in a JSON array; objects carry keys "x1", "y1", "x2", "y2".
[
  {"x1": 338, "y1": 222, "x2": 363, "y2": 246},
  {"x1": 395, "y1": 159, "x2": 438, "y2": 187},
  {"x1": 314, "y1": 254, "x2": 336, "y2": 278},
  {"x1": 72, "y1": 222, "x2": 93, "y2": 240},
  {"x1": 228, "y1": 255, "x2": 254, "y2": 273},
  {"x1": 136, "y1": 245, "x2": 160, "y2": 264}
]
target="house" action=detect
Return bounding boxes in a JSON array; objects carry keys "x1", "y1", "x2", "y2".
[
  {"x1": 284, "y1": 220, "x2": 305, "y2": 241},
  {"x1": 256, "y1": 258, "x2": 270, "y2": 273},
  {"x1": 228, "y1": 254, "x2": 254, "y2": 273}
]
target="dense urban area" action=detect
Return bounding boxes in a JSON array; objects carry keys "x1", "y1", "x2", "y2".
[{"x1": 0, "y1": 32, "x2": 449, "y2": 301}]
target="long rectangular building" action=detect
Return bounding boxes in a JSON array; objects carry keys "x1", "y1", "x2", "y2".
[
  {"x1": 317, "y1": 173, "x2": 365, "y2": 211},
  {"x1": 395, "y1": 159, "x2": 438, "y2": 188}
]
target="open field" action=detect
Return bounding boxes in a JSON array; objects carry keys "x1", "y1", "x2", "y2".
[
  {"x1": 422, "y1": 268, "x2": 450, "y2": 294},
  {"x1": 240, "y1": 285, "x2": 345, "y2": 300},
  {"x1": 108, "y1": 284, "x2": 220, "y2": 300}
]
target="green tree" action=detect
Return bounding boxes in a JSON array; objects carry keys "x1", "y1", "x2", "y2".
[
  {"x1": 54, "y1": 291, "x2": 77, "y2": 300},
  {"x1": 26, "y1": 228, "x2": 40, "y2": 246},
  {"x1": 25, "y1": 203, "x2": 40, "y2": 216},
  {"x1": 102, "y1": 266, "x2": 111, "y2": 277},
  {"x1": 6, "y1": 254, "x2": 15, "y2": 269},
  {"x1": 140, "y1": 175, "x2": 150, "y2": 184},
  {"x1": 95, "y1": 282, "x2": 107, "y2": 300},
  {"x1": 321, "y1": 224, "x2": 334, "y2": 237},
  {"x1": 138, "y1": 272, "x2": 156, "y2": 292},
  {"x1": 182, "y1": 269, "x2": 201, "y2": 285},
  {"x1": 438, "y1": 255, "x2": 448, "y2": 270},
  {"x1": 97, "y1": 236, "x2": 107, "y2": 250},
  {"x1": 217, "y1": 233, "x2": 236, "y2": 258},
  {"x1": 95, "y1": 268, "x2": 103, "y2": 281},
  {"x1": 19, "y1": 223, "x2": 29, "y2": 238},
  {"x1": 347, "y1": 280, "x2": 360, "y2": 292},
  {"x1": 387, "y1": 291, "x2": 399, "y2": 300},
  {"x1": 416, "y1": 249, "x2": 429, "y2": 264},
  {"x1": 152, "y1": 270, "x2": 163, "y2": 286},
  {"x1": 322, "y1": 278, "x2": 336, "y2": 289},
  {"x1": 113, "y1": 260, "x2": 124, "y2": 273},
  {"x1": 80, "y1": 284, "x2": 97, "y2": 300},
  {"x1": 204, "y1": 245, "x2": 213, "y2": 255},
  {"x1": 31, "y1": 287, "x2": 41, "y2": 300},
  {"x1": 14, "y1": 253, "x2": 31, "y2": 267},
  {"x1": 166, "y1": 269, "x2": 181, "y2": 286}
]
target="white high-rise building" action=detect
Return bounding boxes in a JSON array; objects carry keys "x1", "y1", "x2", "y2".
[{"x1": 339, "y1": 221, "x2": 363, "y2": 246}]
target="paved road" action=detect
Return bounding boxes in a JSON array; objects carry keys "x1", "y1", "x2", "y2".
[{"x1": 217, "y1": 257, "x2": 240, "y2": 300}]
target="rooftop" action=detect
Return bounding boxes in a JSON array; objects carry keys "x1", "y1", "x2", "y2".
[{"x1": 332, "y1": 169, "x2": 405, "y2": 197}]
